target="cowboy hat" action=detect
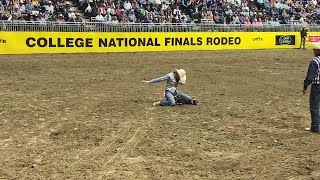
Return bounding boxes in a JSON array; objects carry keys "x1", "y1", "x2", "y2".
[{"x1": 176, "y1": 69, "x2": 186, "y2": 82}]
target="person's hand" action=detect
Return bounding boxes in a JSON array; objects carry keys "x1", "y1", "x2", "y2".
[
  {"x1": 142, "y1": 80, "x2": 149, "y2": 84},
  {"x1": 303, "y1": 89, "x2": 307, "y2": 95}
]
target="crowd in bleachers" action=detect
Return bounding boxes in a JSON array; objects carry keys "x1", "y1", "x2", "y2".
[
  {"x1": 0, "y1": 0, "x2": 319, "y2": 25},
  {"x1": 88, "y1": 0, "x2": 318, "y2": 25},
  {"x1": 0, "y1": 0, "x2": 83, "y2": 22}
]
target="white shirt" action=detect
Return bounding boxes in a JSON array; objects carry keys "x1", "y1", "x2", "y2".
[
  {"x1": 180, "y1": 14, "x2": 187, "y2": 21},
  {"x1": 154, "y1": 0, "x2": 161, "y2": 5},
  {"x1": 46, "y1": 5, "x2": 55, "y2": 14},
  {"x1": 69, "y1": 12, "x2": 76, "y2": 19},
  {"x1": 111, "y1": 19, "x2": 119, "y2": 25},
  {"x1": 161, "y1": 3, "x2": 168, "y2": 10},
  {"x1": 106, "y1": 7, "x2": 111, "y2": 14},
  {"x1": 148, "y1": 72, "x2": 185, "y2": 93},
  {"x1": 85, "y1": 5, "x2": 92, "y2": 13},
  {"x1": 312, "y1": 0, "x2": 317, "y2": 6},
  {"x1": 95, "y1": 14, "x2": 105, "y2": 21},
  {"x1": 124, "y1": 2, "x2": 132, "y2": 10},
  {"x1": 173, "y1": 9, "x2": 180, "y2": 16},
  {"x1": 20, "y1": 5, "x2": 26, "y2": 13},
  {"x1": 105, "y1": 14, "x2": 112, "y2": 22}
]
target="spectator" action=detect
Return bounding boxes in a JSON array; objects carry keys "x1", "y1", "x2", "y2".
[
  {"x1": 257, "y1": 0, "x2": 264, "y2": 10},
  {"x1": 128, "y1": 9, "x2": 136, "y2": 22},
  {"x1": 29, "y1": 14, "x2": 37, "y2": 21},
  {"x1": 111, "y1": 15, "x2": 118, "y2": 24},
  {"x1": 65, "y1": 2, "x2": 72, "y2": 13},
  {"x1": 274, "y1": 17, "x2": 281, "y2": 26},
  {"x1": 0, "y1": 12, "x2": 7, "y2": 20},
  {"x1": 68, "y1": 11, "x2": 75, "y2": 20},
  {"x1": 46, "y1": 1, "x2": 54, "y2": 14},
  {"x1": 43, "y1": 9, "x2": 51, "y2": 20},
  {"x1": 123, "y1": 0, "x2": 131, "y2": 13},
  {"x1": 268, "y1": 17, "x2": 274, "y2": 25},
  {"x1": 98, "y1": 4, "x2": 106, "y2": 15},
  {"x1": 95, "y1": 11, "x2": 104, "y2": 21},
  {"x1": 32, "y1": 0, "x2": 39, "y2": 8},
  {"x1": 105, "y1": 12, "x2": 111, "y2": 22},
  {"x1": 56, "y1": 13, "x2": 65, "y2": 23},
  {"x1": 75, "y1": 13, "x2": 82, "y2": 22},
  {"x1": 12, "y1": 6, "x2": 21, "y2": 18},
  {"x1": 266, "y1": 1, "x2": 273, "y2": 13},
  {"x1": 244, "y1": 17, "x2": 251, "y2": 26},
  {"x1": 84, "y1": 3, "x2": 92, "y2": 16},
  {"x1": 19, "y1": 2, "x2": 26, "y2": 14},
  {"x1": 38, "y1": 13, "x2": 46, "y2": 22},
  {"x1": 257, "y1": 17, "x2": 263, "y2": 26},
  {"x1": 232, "y1": 14, "x2": 240, "y2": 24},
  {"x1": 25, "y1": 0, "x2": 33, "y2": 14},
  {"x1": 115, "y1": 4, "x2": 122, "y2": 14}
]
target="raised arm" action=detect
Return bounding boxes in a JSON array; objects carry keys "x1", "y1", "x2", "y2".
[
  {"x1": 148, "y1": 75, "x2": 170, "y2": 83},
  {"x1": 143, "y1": 74, "x2": 170, "y2": 84}
]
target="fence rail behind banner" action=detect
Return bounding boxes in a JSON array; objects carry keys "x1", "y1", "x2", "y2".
[{"x1": 0, "y1": 21, "x2": 317, "y2": 32}]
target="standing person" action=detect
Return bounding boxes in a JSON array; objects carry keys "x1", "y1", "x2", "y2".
[
  {"x1": 142, "y1": 69, "x2": 198, "y2": 107},
  {"x1": 304, "y1": 46, "x2": 320, "y2": 133},
  {"x1": 300, "y1": 26, "x2": 308, "y2": 49}
]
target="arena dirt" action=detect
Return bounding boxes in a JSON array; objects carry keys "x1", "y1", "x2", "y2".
[{"x1": 0, "y1": 49, "x2": 319, "y2": 180}]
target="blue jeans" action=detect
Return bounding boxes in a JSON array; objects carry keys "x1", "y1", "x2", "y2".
[
  {"x1": 310, "y1": 84, "x2": 320, "y2": 132},
  {"x1": 160, "y1": 90, "x2": 193, "y2": 106}
]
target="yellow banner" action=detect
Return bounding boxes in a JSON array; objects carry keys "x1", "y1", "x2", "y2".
[
  {"x1": 0, "y1": 32, "x2": 300, "y2": 54},
  {"x1": 307, "y1": 32, "x2": 320, "y2": 47}
]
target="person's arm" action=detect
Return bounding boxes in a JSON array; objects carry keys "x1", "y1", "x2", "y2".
[
  {"x1": 304, "y1": 60, "x2": 317, "y2": 92},
  {"x1": 143, "y1": 74, "x2": 170, "y2": 84}
]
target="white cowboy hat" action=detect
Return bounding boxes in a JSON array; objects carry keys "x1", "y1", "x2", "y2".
[{"x1": 176, "y1": 69, "x2": 186, "y2": 82}]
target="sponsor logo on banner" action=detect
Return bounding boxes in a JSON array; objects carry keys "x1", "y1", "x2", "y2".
[
  {"x1": 275, "y1": 35, "x2": 295, "y2": 45},
  {"x1": 0, "y1": 39, "x2": 6, "y2": 44},
  {"x1": 309, "y1": 36, "x2": 320, "y2": 43},
  {"x1": 252, "y1": 37, "x2": 263, "y2": 41}
]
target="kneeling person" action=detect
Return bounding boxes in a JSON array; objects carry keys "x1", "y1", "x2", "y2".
[{"x1": 143, "y1": 69, "x2": 198, "y2": 106}]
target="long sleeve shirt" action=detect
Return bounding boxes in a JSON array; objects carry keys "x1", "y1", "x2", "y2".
[
  {"x1": 304, "y1": 56, "x2": 320, "y2": 90},
  {"x1": 148, "y1": 72, "x2": 185, "y2": 93},
  {"x1": 301, "y1": 28, "x2": 307, "y2": 38}
]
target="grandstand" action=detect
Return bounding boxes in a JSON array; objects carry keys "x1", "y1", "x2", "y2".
[{"x1": 0, "y1": 0, "x2": 318, "y2": 25}]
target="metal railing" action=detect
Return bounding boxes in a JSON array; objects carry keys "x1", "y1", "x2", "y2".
[{"x1": 0, "y1": 20, "x2": 317, "y2": 32}]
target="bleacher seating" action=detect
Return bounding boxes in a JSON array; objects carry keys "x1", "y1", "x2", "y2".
[{"x1": 0, "y1": 0, "x2": 318, "y2": 25}]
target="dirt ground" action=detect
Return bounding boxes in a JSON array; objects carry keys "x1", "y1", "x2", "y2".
[{"x1": 0, "y1": 49, "x2": 319, "y2": 180}]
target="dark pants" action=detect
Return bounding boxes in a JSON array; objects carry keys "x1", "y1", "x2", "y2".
[
  {"x1": 310, "y1": 84, "x2": 320, "y2": 132},
  {"x1": 300, "y1": 36, "x2": 306, "y2": 49}
]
